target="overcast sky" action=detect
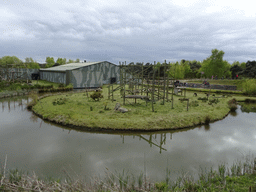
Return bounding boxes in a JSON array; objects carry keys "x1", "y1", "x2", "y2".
[{"x1": 1, "y1": 0, "x2": 256, "y2": 64}]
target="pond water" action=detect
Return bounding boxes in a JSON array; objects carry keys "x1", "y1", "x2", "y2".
[{"x1": 0, "y1": 96, "x2": 256, "y2": 182}]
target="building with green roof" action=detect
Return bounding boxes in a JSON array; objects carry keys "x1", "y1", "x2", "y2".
[{"x1": 39, "y1": 61, "x2": 119, "y2": 88}]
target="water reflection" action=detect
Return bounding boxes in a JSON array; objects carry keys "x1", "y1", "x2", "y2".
[
  {"x1": 230, "y1": 111, "x2": 237, "y2": 116},
  {"x1": 240, "y1": 103, "x2": 256, "y2": 113},
  {"x1": 0, "y1": 97, "x2": 29, "y2": 112},
  {"x1": 1, "y1": 97, "x2": 256, "y2": 182}
]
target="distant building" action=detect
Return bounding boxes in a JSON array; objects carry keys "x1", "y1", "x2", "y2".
[
  {"x1": 39, "y1": 61, "x2": 120, "y2": 88},
  {"x1": 38, "y1": 63, "x2": 47, "y2": 68}
]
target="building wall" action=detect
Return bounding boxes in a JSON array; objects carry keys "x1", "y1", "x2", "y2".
[
  {"x1": 0, "y1": 68, "x2": 39, "y2": 81},
  {"x1": 40, "y1": 71, "x2": 66, "y2": 84},
  {"x1": 69, "y1": 61, "x2": 120, "y2": 88}
]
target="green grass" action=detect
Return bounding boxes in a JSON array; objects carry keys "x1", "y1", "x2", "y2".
[
  {"x1": 1, "y1": 156, "x2": 256, "y2": 191},
  {"x1": 31, "y1": 80, "x2": 61, "y2": 88},
  {"x1": 31, "y1": 84, "x2": 250, "y2": 131}
]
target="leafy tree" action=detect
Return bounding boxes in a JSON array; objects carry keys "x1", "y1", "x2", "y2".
[
  {"x1": 199, "y1": 58, "x2": 211, "y2": 78},
  {"x1": 0, "y1": 56, "x2": 23, "y2": 67},
  {"x1": 24, "y1": 57, "x2": 40, "y2": 69},
  {"x1": 240, "y1": 61, "x2": 256, "y2": 78},
  {"x1": 56, "y1": 58, "x2": 63, "y2": 65},
  {"x1": 56, "y1": 58, "x2": 66, "y2": 65},
  {"x1": 222, "y1": 60, "x2": 231, "y2": 78},
  {"x1": 75, "y1": 58, "x2": 80, "y2": 63},
  {"x1": 189, "y1": 60, "x2": 202, "y2": 78},
  {"x1": 169, "y1": 62, "x2": 185, "y2": 79},
  {"x1": 68, "y1": 59, "x2": 74, "y2": 63},
  {"x1": 231, "y1": 61, "x2": 240, "y2": 67},
  {"x1": 241, "y1": 62, "x2": 246, "y2": 69},
  {"x1": 45, "y1": 57, "x2": 55, "y2": 68},
  {"x1": 230, "y1": 64, "x2": 243, "y2": 78},
  {"x1": 208, "y1": 49, "x2": 225, "y2": 78},
  {"x1": 199, "y1": 49, "x2": 229, "y2": 78},
  {"x1": 63, "y1": 58, "x2": 67, "y2": 65},
  {"x1": 181, "y1": 60, "x2": 192, "y2": 78}
]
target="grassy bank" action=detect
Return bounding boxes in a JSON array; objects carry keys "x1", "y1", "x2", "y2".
[
  {"x1": 0, "y1": 80, "x2": 73, "y2": 98},
  {"x1": 1, "y1": 156, "x2": 256, "y2": 191},
  {"x1": 31, "y1": 84, "x2": 250, "y2": 131}
]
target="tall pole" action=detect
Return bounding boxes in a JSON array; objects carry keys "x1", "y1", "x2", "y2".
[
  {"x1": 171, "y1": 64, "x2": 176, "y2": 109},
  {"x1": 158, "y1": 66, "x2": 160, "y2": 100},
  {"x1": 119, "y1": 61, "x2": 122, "y2": 86},
  {"x1": 123, "y1": 61, "x2": 126, "y2": 105},
  {"x1": 141, "y1": 62, "x2": 144, "y2": 95},
  {"x1": 152, "y1": 61, "x2": 156, "y2": 112},
  {"x1": 166, "y1": 63, "x2": 169, "y2": 102},
  {"x1": 163, "y1": 60, "x2": 166, "y2": 105}
]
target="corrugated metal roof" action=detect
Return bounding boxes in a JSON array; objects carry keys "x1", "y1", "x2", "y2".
[{"x1": 40, "y1": 61, "x2": 110, "y2": 72}]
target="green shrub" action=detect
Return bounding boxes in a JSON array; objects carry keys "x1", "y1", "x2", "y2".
[
  {"x1": 66, "y1": 83, "x2": 73, "y2": 88},
  {"x1": 27, "y1": 93, "x2": 38, "y2": 110},
  {"x1": 208, "y1": 98, "x2": 219, "y2": 105},
  {"x1": 155, "y1": 181, "x2": 168, "y2": 191},
  {"x1": 229, "y1": 103, "x2": 238, "y2": 112},
  {"x1": 228, "y1": 98, "x2": 237, "y2": 105},
  {"x1": 52, "y1": 98, "x2": 68, "y2": 105},
  {"x1": 228, "y1": 98, "x2": 237, "y2": 112},
  {"x1": 190, "y1": 100, "x2": 199, "y2": 107},
  {"x1": 242, "y1": 79, "x2": 256, "y2": 95},
  {"x1": 90, "y1": 91, "x2": 103, "y2": 101},
  {"x1": 58, "y1": 83, "x2": 65, "y2": 88},
  {"x1": 198, "y1": 97, "x2": 208, "y2": 101}
]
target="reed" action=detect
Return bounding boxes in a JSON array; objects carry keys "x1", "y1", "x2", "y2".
[{"x1": 1, "y1": 157, "x2": 256, "y2": 191}]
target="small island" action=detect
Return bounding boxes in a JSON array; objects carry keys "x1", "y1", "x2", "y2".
[{"x1": 32, "y1": 84, "x2": 244, "y2": 132}]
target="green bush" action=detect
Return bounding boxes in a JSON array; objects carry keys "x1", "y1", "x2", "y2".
[
  {"x1": 242, "y1": 79, "x2": 256, "y2": 95},
  {"x1": 155, "y1": 182, "x2": 168, "y2": 191},
  {"x1": 27, "y1": 93, "x2": 38, "y2": 110},
  {"x1": 198, "y1": 97, "x2": 208, "y2": 101},
  {"x1": 228, "y1": 98, "x2": 237, "y2": 111},
  {"x1": 190, "y1": 100, "x2": 199, "y2": 107},
  {"x1": 52, "y1": 98, "x2": 68, "y2": 105},
  {"x1": 208, "y1": 98, "x2": 219, "y2": 105},
  {"x1": 66, "y1": 83, "x2": 73, "y2": 88},
  {"x1": 58, "y1": 83, "x2": 65, "y2": 88},
  {"x1": 90, "y1": 91, "x2": 103, "y2": 101}
]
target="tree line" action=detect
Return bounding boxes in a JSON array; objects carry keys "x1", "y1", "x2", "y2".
[
  {"x1": 0, "y1": 56, "x2": 81, "y2": 69},
  {"x1": 1, "y1": 49, "x2": 256, "y2": 78},
  {"x1": 125, "y1": 49, "x2": 255, "y2": 79}
]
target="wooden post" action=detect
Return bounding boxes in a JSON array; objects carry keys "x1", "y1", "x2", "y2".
[
  {"x1": 141, "y1": 62, "x2": 144, "y2": 95},
  {"x1": 119, "y1": 61, "x2": 122, "y2": 87},
  {"x1": 152, "y1": 61, "x2": 156, "y2": 112},
  {"x1": 187, "y1": 99, "x2": 189, "y2": 111},
  {"x1": 108, "y1": 84, "x2": 110, "y2": 100},
  {"x1": 147, "y1": 73, "x2": 149, "y2": 97},
  {"x1": 166, "y1": 64, "x2": 169, "y2": 102},
  {"x1": 163, "y1": 60, "x2": 166, "y2": 105},
  {"x1": 123, "y1": 61, "x2": 126, "y2": 105},
  {"x1": 171, "y1": 80, "x2": 174, "y2": 109},
  {"x1": 112, "y1": 83, "x2": 114, "y2": 101},
  {"x1": 158, "y1": 66, "x2": 160, "y2": 100}
]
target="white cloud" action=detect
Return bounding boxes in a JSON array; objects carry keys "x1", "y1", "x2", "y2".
[{"x1": 0, "y1": 0, "x2": 256, "y2": 63}]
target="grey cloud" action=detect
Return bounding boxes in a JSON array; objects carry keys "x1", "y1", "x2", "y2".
[{"x1": 1, "y1": 0, "x2": 256, "y2": 63}]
